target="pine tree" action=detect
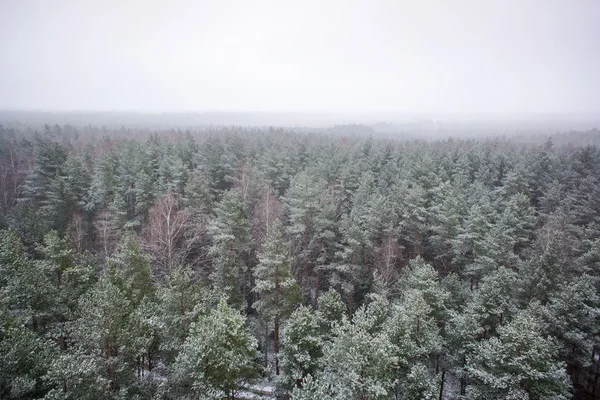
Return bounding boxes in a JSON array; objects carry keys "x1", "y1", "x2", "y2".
[
  {"x1": 281, "y1": 306, "x2": 324, "y2": 388},
  {"x1": 428, "y1": 180, "x2": 463, "y2": 274},
  {"x1": 331, "y1": 173, "x2": 385, "y2": 314},
  {"x1": 467, "y1": 266, "x2": 518, "y2": 340},
  {"x1": 157, "y1": 154, "x2": 189, "y2": 196},
  {"x1": 399, "y1": 181, "x2": 429, "y2": 258},
  {"x1": 195, "y1": 136, "x2": 231, "y2": 198},
  {"x1": 290, "y1": 374, "x2": 332, "y2": 400},
  {"x1": 208, "y1": 189, "x2": 252, "y2": 308},
  {"x1": 401, "y1": 363, "x2": 437, "y2": 400},
  {"x1": 20, "y1": 135, "x2": 70, "y2": 233},
  {"x1": 0, "y1": 326, "x2": 55, "y2": 399},
  {"x1": 38, "y1": 230, "x2": 96, "y2": 319},
  {"x1": 156, "y1": 266, "x2": 205, "y2": 363},
  {"x1": 184, "y1": 169, "x2": 214, "y2": 214},
  {"x1": 396, "y1": 257, "x2": 449, "y2": 322},
  {"x1": 105, "y1": 234, "x2": 154, "y2": 308},
  {"x1": 452, "y1": 198, "x2": 495, "y2": 283},
  {"x1": 169, "y1": 297, "x2": 259, "y2": 399},
  {"x1": 385, "y1": 290, "x2": 442, "y2": 367},
  {"x1": 316, "y1": 289, "x2": 347, "y2": 336},
  {"x1": 320, "y1": 307, "x2": 398, "y2": 400},
  {"x1": 0, "y1": 229, "x2": 56, "y2": 332},
  {"x1": 465, "y1": 309, "x2": 571, "y2": 399},
  {"x1": 284, "y1": 171, "x2": 329, "y2": 294},
  {"x1": 253, "y1": 220, "x2": 302, "y2": 375},
  {"x1": 543, "y1": 275, "x2": 600, "y2": 391},
  {"x1": 48, "y1": 278, "x2": 133, "y2": 399}
]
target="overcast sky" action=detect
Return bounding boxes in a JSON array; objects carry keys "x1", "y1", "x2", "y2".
[{"x1": 0, "y1": 0, "x2": 599, "y2": 114}]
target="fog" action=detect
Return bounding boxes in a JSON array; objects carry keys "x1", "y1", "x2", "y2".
[{"x1": 1, "y1": 0, "x2": 599, "y2": 115}]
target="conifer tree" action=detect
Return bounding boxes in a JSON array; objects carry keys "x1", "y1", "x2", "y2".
[
  {"x1": 284, "y1": 171, "x2": 328, "y2": 293},
  {"x1": 156, "y1": 266, "x2": 205, "y2": 363},
  {"x1": 48, "y1": 278, "x2": 133, "y2": 399},
  {"x1": 281, "y1": 305, "x2": 324, "y2": 388},
  {"x1": 316, "y1": 289, "x2": 347, "y2": 336},
  {"x1": 0, "y1": 327, "x2": 55, "y2": 399},
  {"x1": 465, "y1": 309, "x2": 571, "y2": 399},
  {"x1": 319, "y1": 307, "x2": 398, "y2": 400},
  {"x1": 170, "y1": 298, "x2": 259, "y2": 399},
  {"x1": 0, "y1": 229, "x2": 56, "y2": 332},
  {"x1": 253, "y1": 220, "x2": 302, "y2": 375},
  {"x1": 20, "y1": 135, "x2": 70, "y2": 233},
  {"x1": 208, "y1": 189, "x2": 252, "y2": 308}
]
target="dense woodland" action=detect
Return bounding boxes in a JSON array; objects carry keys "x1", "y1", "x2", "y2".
[{"x1": 1, "y1": 123, "x2": 600, "y2": 399}]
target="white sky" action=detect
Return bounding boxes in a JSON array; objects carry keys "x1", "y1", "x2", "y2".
[{"x1": 0, "y1": 0, "x2": 599, "y2": 114}]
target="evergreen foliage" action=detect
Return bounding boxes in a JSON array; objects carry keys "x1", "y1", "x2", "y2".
[{"x1": 0, "y1": 125, "x2": 599, "y2": 398}]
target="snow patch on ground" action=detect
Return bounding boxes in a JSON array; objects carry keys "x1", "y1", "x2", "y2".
[{"x1": 236, "y1": 382, "x2": 276, "y2": 399}]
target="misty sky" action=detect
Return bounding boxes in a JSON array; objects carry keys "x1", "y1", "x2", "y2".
[{"x1": 0, "y1": 0, "x2": 599, "y2": 114}]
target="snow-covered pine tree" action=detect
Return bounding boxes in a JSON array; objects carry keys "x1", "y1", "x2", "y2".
[{"x1": 253, "y1": 219, "x2": 302, "y2": 375}]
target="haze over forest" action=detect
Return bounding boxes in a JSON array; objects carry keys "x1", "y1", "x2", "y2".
[{"x1": 1, "y1": 0, "x2": 599, "y2": 118}]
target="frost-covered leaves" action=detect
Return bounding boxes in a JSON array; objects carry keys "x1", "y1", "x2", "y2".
[
  {"x1": 542, "y1": 275, "x2": 600, "y2": 373},
  {"x1": 48, "y1": 278, "x2": 133, "y2": 399},
  {"x1": 208, "y1": 189, "x2": 251, "y2": 308},
  {"x1": 318, "y1": 308, "x2": 398, "y2": 400},
  {"x1": 0, "y1": 327, "x2": 55, "y2": 399},
  {"x1": 290, "y1": 375, "x2": 332, "y2": 400},
  {"x1": 385, "y1": 291, "x2": 442, "y2": 365},
  {"x1": 402, "y1": 363, "x2": 437, "y2": 400},
  {"x1": 169, "y1": 298, "x2": 260, "y2": 399},
  {"x1": 0, "y1": 229, "x2": 57, "y2": 330},
  {"x1": 316, "y1": 289, "x2": 347, "y2": 334},
  {"x1": 156, "y1": 266, "x2": 205, "y2": 363},
  {"x1": 253, "y1": 220, "x2": 301, "y2": 320},
  {"x1": 281, "y1": 306, "x2": 324, "y2": 387},
  {"x1": 105, "y1": 234, "x2": 154, "y2": 307},
  {"x1": 465, "y1": 310, "x2": 571, "y2": 400}
]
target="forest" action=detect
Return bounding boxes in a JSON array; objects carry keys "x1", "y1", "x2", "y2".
[{"x1": 1, "y1": 123, "x2": 600, "y2": 400}]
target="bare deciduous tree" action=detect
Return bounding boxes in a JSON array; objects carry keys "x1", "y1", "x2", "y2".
[
  {"x1": 144, "y1": 192, "x2": 207, "y2": 277},
  {"x1": 0, "y1": 135, "x2": 29, "y2": 210},
  {"x1": 373, "y1": 230, "x2": 403, "y2": 293},
  {"x1": 68, "y1": 212, "x2": 85, "y2": 253},
  {"x1": 252, "y1": 186, "x2": 282, "y2": 249},
  {"x1": 94, "y1": 209, "x2": 117, "y2": 257},
  {"x1": 233, "y1": 159, "x2": 255, "y2": 210}
]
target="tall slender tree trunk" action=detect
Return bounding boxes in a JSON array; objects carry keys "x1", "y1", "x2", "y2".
[
  {"x1": 415, "y1": 229, "x2": 421, "y2": 256},
  {"x1": 275, "y1": 262, "x2": 280, "y2": 375},
  {"x1": 105, "y1": 336, "x2": 112, "y2": 390},
  {"x1": 264, "y1": 324, "x2": 269, "y2": 368},
  {"x1": 349, "y1": 293, "x2": 353, "y2": 317},
  {"x1": 592, "y1": 346, "x2": 599, "y2": 398},
  {"x1": 315, "y1": 267, "x2": 320, "y2": 308},
  {"x1": 304, "y1": 214, "x2": 309, "y2": 287},
  {"x1": 179, "y1": 294, "x2": 185, "y2": 343},
  {"x1": 359, "y1": 367, "x2": 365, "y2": 400},
  {"x1": 439, "y1": 369, "x2": 445, "y2": 400},
  {"x1": 460, "y1": 355, "x2": 467, "y2": 396},
  {"x1": 274, "y1": 316, "x2": 280, "y2": 375}
]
